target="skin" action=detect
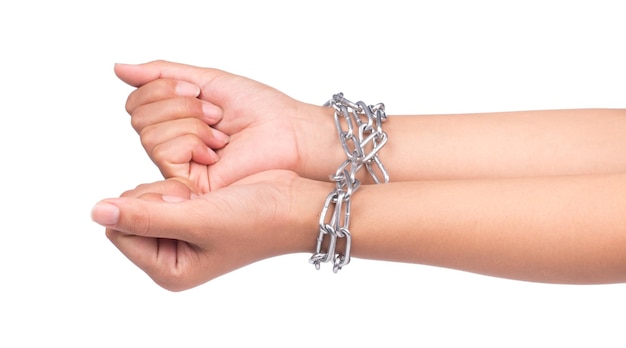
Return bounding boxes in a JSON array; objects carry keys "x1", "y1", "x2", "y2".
[
  {"x1": 115, "y1": 61, "x2": 341, "y2": 193},
  {"x1": 116, "y1": 61, "x2": 626, "y2": 185},
  {"x1": 94, "y1": 172, "x2": 330, "y2": 291},
  {"x1": 94, "y1": 172, "x2": 626, "y2": 291},
  {"x1": 92, "y1": 60, "x2": 626, "y2": 291}
]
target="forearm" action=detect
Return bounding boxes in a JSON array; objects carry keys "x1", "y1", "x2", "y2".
[
  {"x1": 340, "y1": 174, "x2": 626, "y2": 284},
  {"x1": 302, "y1": 107, "x2": 626, "y2": 182},
  {"x1": 385, "y1": 108, "x2": 626, "y2": 180}
]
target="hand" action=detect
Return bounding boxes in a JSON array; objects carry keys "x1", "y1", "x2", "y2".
[
  {"x1": 91, "y1": 171, "x2": 330, "y2": 291},
  {"x1": 115, "y1": 60, "x2": 340, "y2": 193}
]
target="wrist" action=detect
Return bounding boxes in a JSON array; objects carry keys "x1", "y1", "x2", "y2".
[
  {"x1": 304, "y1": 93, "x2": 391, "y2": 272},
  {"x1": 294, "y1": 103, "x2": 345, "y2": 182},
  {"x1": 285, "y1": 176, "x2": 335, "y2": 254}
]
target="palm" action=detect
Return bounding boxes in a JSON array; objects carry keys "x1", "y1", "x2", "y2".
[{"x1": 104, "y1": 171, "x2": 305, "y2": 290}]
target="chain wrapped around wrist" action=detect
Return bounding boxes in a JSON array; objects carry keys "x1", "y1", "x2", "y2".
[{"x1": 309, "y1": 93, "x2": 390, "y2": 273}]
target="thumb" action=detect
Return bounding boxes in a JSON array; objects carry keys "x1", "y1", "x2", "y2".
[
  {"x1": 91, "y1": 195, "x2": 201, "y2": 242},
  {"x1": 113, "y1": 60, "x2": 220, "y2": 88}
]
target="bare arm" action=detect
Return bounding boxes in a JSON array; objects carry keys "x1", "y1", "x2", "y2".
[
  {"x1": 93, "y1": 171, "x2": 626, "y2": 290},
  {"x1": 343, "y1": 108, "x2": 626, "y2": 182},
  {"x1": 116, "y1": 61, "x2": 626, "y2": 186},
  {"x1": 106, "y1": 62, "x2": 626, "y2": 289},
  {"x1": 345, "y1": 173, "x2": 626, "y2": 284}
]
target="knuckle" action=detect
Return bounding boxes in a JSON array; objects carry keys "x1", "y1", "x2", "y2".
[
  {"x1": 152, "y1": 268, "x2": 190, "y2": 292},
  {"x1": 139, "y1": 126, "x2": 156, "y2": 149},
  {"x1": 133, "y1": 182, "x2": 151, "y2": 191},
  {"x1": 189, "y1": 118, "x2": 206, "y2": 135},
  {"x1": 150, "y1": 143, "x2": 169, "y2": 163},
  {"x1": 130, "y1": 113, "x2": 144, "y2": 132},
  {"x1": 120, "y1": 188, "x2": 137, "y2": 198},
  {"x1": 176, "y1": 97, "x2": 201, "y2": 116},
  {"x1": 152, "y1": 79, "x2": 178, "y2": 98},
  {"x1": 177, "y1": 133, "x2": 198, "y2": 148},
  {"x1": 130, "y1": 210, "x2": 152, "y2": 237},
  {"x1": 124, "y1": 95, "x2": 135, "y2": 114}
]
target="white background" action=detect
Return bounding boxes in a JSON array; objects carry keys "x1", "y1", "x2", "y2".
[{"x1": 1, "y1": 1, "x2": 625, "y2": 347}]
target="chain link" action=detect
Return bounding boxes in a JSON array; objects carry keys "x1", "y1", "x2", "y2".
[{"x1": 309, "y1": 93, "x2": 389, "y2": 272}]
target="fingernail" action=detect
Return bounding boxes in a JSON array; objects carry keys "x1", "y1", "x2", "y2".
[
  {"x1": 201, "y1": 102, "x2": 222, "y2": 124},
  {"x1": 91, "y1": 202, "x2": 120, "y2": 226},
  {"x1": 114, "y1": 62, "x2": 135, "y2": 69},
  {"x1": 213, "y1": 129, "x2": 230, "y2": 145},
  {"x1": 206, "y1": 147, "x2": 220, "y2": 163},
  {"x1": 162, "y1": 195, "x2": 186, "y2": 203},
  {"x1": 175, "y1": 81, "x2": 201, "y2": 97}
]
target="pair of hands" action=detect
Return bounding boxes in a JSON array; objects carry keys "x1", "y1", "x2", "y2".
[{"x1": 92, "y1": 61, "x2": 336, "y2": 290}]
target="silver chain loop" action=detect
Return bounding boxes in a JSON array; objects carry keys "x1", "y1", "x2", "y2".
[{"x1": 309, "y1": 93, "x2": 389, "y2": 272}]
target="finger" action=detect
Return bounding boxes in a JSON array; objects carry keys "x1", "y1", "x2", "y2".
[
  {"x1": 114, "y1": 61, "x2": 249, "y2": 109},
  {"x1": 103, "y1": 193, "x2": 198, "y2": 290},
  {"x1": 120, "y1": 178, "x2": 199, "y2": 200},
  {"x1": 92, "y1": 195, "x2": 204, "y2": 242},
  {"x1": 114, "y1": 60, "x2": 222, "y2": 89},
  {"x1": 105, "y1": 226, "x2": 204, "y2": 291},
  {"x1": 130, "y1": 97, "x2": 223, "y2": 133},
  {"x1": 141, "y1": 118, "x2": 230, "y2": 154},
  {"x1": 150, "y1": 134, "x2": 220, "y2": 178},
  {"x1": 125, "y1": 79, "x2": 200, "y2": 114},
  {"x1": 105, "y1": 227, "x2": 159, "y2": 274}
]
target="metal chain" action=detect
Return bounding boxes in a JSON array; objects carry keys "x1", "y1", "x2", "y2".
[{"x1": 309, "y1": 93, "x2": 389, "y2": 272}]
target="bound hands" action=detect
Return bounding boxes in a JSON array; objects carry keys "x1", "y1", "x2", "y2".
[
  {"x1": 114, "y1": 60, "x2": 339, "y2": 193},
  {"x1": 93, "y1": 61, "x2": 336, "y2": 290},
  {"x1": 93, "y1": 171, "x2": 330, "y2": 291}
]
